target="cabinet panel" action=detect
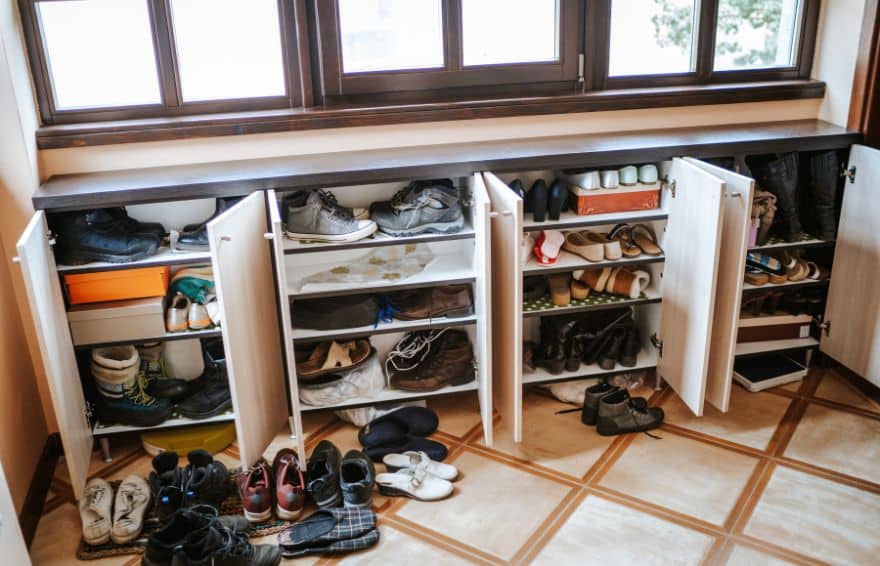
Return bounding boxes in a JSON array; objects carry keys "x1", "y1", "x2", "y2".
[
  {"x1": 208, "y1": 193, "x2": 289, "y2": 467},
  {"x1": 470, "y1": 173, "x2": 494, "y2": 446},
  {"x1": 16, "y1": 212, "x2": 92, "y2": 500},
  {"x1": 821, "y1": 145, "x2": 880, "y2": 385},
  {"x1": 685, "y1": 158, "x2": 754, "y2": 412},
  {"x1": 482, "y1": 172, "x2": 523, "y2": 442},
  {"x1": 658, "y1": 159, "x2": 725, "y2": 416}
]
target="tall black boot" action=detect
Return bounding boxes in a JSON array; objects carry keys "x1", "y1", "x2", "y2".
[
  {"x1": 809, "y1": 150, "x2": 840, "y2": 241},
  {"x1": 176, "y1": 197, "x2": 243, "y2": 251},
  {"x1": 748, "y1": 153, "x2": 804, "y2": 242}
]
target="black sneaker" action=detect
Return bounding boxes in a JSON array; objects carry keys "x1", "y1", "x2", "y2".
[
  {"x1": 369, "y1": 179, "x2": 464, "y2": 236},
  {"x1": 173, "y1": 524, "x2": 281, "y2": 566},
  {"x1": 142, "y1": 505, "x2": 249, "y2": 566},
  {"x1": 147, "y1": 451, "x2": 185, "y2": 523},
  {"x1": 176, "y1": 198, "x2": 242, "y2": 251},
  {"x1": 50, "y1": 209, "x2": 161, "y2": 265},
  {"x1": 595, "y1": 390, "x2": 663, "y2": 436},
  {"x1": 183, "y1": 450, "x2": 229, "y2": 509},
  {"x1": 340, "y1": 450, "x2": 374, "y2": 508},
  {"x1": 306, "y1": 440, "x2": 342, "y2": 508}
]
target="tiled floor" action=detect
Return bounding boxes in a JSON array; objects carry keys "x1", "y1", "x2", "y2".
[{"x1": 31, "y1": 367, "x2": 880, "y2": 565}]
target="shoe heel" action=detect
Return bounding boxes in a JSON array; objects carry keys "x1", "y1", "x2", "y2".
[
  {"x1": 565, "y1": 357, "x2": 580, "y2": 372},
  {"x1": 275, "y1": 505, "x2": 303, "y2": 521},
  {"x1": 547, "y1": 180, "x2": 566, "y2": 221}
]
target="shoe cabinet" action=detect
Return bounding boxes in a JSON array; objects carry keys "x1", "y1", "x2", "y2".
[{"x1": 265, "y1": 173, "x2": 494, "y2": 459}]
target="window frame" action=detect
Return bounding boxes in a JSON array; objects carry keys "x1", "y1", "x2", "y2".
[{"x1": 18, "y1": 0, "x2": 305, "y2": 125}]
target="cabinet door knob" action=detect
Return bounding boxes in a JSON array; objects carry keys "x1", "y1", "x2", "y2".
[
  {"x1": 264, "y1": 233, "x2": 275, "y2": 240},
  {"x1": 11, "y1": 256, "x2": 20, "y2": 264}
]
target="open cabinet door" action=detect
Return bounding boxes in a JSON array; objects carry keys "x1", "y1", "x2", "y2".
[
  {"x1": 470, "y1": 174, "x2": 493, "y2": 446},
  {"x1": 657, "y1": 159, "x2": 725, "y2": 416},
  {"x1": 482, "y1": 172, "x2": 523, "y2": 442},
  {"x1": 685, "y1": 158, "x2": 754, "y2": 412},
  {"x1": 209, "y1": 193, "x2": 289, "y2": 467},
  {"x1": 821, "y1": 144, "x2": 880, "y2": 385},
  {"x1": 16, "y1": 212, "x2": 92, "y2": 500},
  {"x1": 267, "y1": 190, "x2": 306, "y2": 459}
]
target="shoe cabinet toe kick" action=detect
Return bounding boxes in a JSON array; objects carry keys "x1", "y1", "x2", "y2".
[{"x1": 20, "y1": 121, "x2": 880, "y2": 497}]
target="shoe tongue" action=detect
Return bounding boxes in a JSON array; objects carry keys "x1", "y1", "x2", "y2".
[
  {"x1": 153, "y1": 451, "x2": 179, "y2": 473},
  {"x1": 188, "y1": 449, "x2": 213, "y2": 468}
]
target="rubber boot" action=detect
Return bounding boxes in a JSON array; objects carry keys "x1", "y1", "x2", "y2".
[
  {"x1": 748, "y1": 153, "x2": 804, "y2": 242},
  {"x1": 809, "y1": 150, "x2": 840, "y2": 241}
]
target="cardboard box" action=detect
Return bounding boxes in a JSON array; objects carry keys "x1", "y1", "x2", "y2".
[
  {"x1": 737, "y1": 313, "x2": 812, "y2": 343},
  {"x1": 566, "y1": 183, "x2": 661, "y2": 216},
  {"x1": 64, "y1": 266, "x2": 169, "y2": 305},
  {"x1": 68, "y1": 297, "x2": 165, "y2": 346}
]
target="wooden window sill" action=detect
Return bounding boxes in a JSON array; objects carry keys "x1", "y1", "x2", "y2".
[{"x1": 36, "y1": 80, "x2": 825, "y2": 149}]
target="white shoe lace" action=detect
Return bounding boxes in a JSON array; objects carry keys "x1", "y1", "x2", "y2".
[{"x1": 384, "y1": 328, "x2": 449, "y2": 386}]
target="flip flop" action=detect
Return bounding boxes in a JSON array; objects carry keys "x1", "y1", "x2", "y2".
[
  {"x1": 607, "y1": 224, "x2": 642, "y2": 258},
  {"x1": 631, "y1": 224, "x2": 663, "y2": 256}
]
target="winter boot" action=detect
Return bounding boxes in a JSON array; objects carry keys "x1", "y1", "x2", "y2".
[
  {"x1": 809, "y1": 150, "x2": 840, "y2": 241},
  {"x1": 176, "y1": 197, "x2": 243, "y2": 251},
  {"x1": 747, "y1": 153, "x2": 804, "y2": 242},
  {"x1": 91, "y1": 346, "x2": 173, "y2": 427}
]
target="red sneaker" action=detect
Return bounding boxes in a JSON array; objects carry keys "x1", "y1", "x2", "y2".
[
  {"x1": 237, "y1": 461, "x2": 273, "y2": 523},
  {"x1": 273, "y1": 448, "x2": 305, "y2": 520}
]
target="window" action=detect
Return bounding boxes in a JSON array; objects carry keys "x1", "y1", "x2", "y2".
[
  {"x1": 608, "y1": 0, "x2": 697, "y2": 77},
  {"x1": 714, "y1": 0, "x2": 802, "y2": 71},
  {"x1": 461, "y1": 0, "x2": 560, "y2": 67}
]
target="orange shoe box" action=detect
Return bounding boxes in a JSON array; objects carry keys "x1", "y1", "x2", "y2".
[
  {"x1": 64, "y1": 266, "x2": 169, "y2": 305},
  {"x1": 566, "y1": 183, "x2": 661, "y2": 216}
]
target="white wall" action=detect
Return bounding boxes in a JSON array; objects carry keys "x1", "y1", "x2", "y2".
[{"x1": 813, "y1": 0, "x2": 868, "y2": 125}]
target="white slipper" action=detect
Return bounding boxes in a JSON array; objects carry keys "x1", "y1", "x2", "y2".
[
  {"x1": 536, "y1": 230, "x2": 565, "y2": 264},
  {"x1": 383, "y1": 451, "x2": 458, "y2": 481},
  {"x1": 110, "y1": 475, "x2": 151, "y2": 545},
  {"x1": 205, "y1": 294, "x2": 222, "y2": 326},
  {"x1": 79, "y1": 478, "x2": 112, "y2": 546},
  {"x1": 376, "y1": 468, "x2": 454, "y2": 501}
]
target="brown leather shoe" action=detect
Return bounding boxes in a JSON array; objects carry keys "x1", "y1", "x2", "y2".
[
  {"x1": 391, "y1": 329, "x2": 475, "y2": 391},
  {"x1": 392, "y1": 285, "x2": 473, "y2": 320},
  {"x1": 237, "y1": 461, "x2": 273, "y2": 523},
  {"x1": 272, "y1": 448, "x2": 305, "y2": 521}
]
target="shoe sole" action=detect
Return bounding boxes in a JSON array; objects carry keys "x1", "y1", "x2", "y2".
[
  {"x1": 177, "y1": 398, "x2": 233, "y2": 420},
  {"x1": 83, "y1": 532, "x2": 111, "y2": 547},
  {"x1": 275, "y1": 505, "x2": 303, "y2": 521},
  {"x1": 172, "y1": 242, "x2": 209, "y2": 252},
  {"x1": 394, "y1": 306, "x2": 473, "y2": 321},
  {"x1": 377, "y1": 484, "x2": 449, "y2": 501},
  {"x1": 314, "y1": 492, "x2": 343, "y2": 509},
  {"x1": 59, "y1": 245, "x2": 159, "y2": 266},
  {"x1": 244, "y1": 507, "x2": 273, "y2": 523},
  {"x1": 374, "y1": 219, "x2": 464, "y2": 238},
  {"x1": 596, "y1": 421, "x2": 662, "y2": 437},
  {"x1": 284, "y1": 222, "x2": 377, "y2": 243},
  {"x1": 343, "y1": 498, "x2": 373, "y2": 509}
]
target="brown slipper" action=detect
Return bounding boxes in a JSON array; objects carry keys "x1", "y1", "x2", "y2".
[
  {"x1": 548, "y1": 274, "x2": 571, "y2": 306},
  {"x1": 575, "y1": 267, "x2": 612, "y2": 293},
  {"x1": 606, "y1": 267, "x2": 651, "y2": 299},
  {"x1": 631, "y1": 224, "x2": 663, "y2": 256},
  {"x1": 570, "y1": 279, "x2": 590, "y2": 300}
]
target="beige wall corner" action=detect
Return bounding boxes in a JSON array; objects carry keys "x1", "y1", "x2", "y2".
[{"x1": 813, "y1": 0, "x2": 868, "y2": 126}]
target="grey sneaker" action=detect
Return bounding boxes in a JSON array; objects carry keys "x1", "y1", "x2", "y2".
[
  {"x1": 595, "y1": 390, "x2": 663, "y2": 436},
  {"x1": 370, "y1": 180, "x2": 464, "y2": 237},
  {"x1": 283, "y1": 190, "x2": 376, "y2": 243}
]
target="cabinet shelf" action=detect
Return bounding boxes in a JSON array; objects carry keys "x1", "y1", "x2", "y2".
[
  {"x1": 742, "y1": 279, "x2": 830, "y2": 293},
  {"x1": 73, "y1": 327, "x2": 222, "y2": 349},
  {"x1": 523, "y1": 346, "x2": 659, "y2": 385},
  {"x1": 735, "y1": 337, "x2": 820, "y2": 357},
  {"x1": 522, "y1": 209, "x2": 667, "y2": 233},
  {"x1": 283, "y1": 222, "x2": 475, "y2": 255},
  {"x1": 292, "y1": 314, "x2": 477, "y2": 343},
  {"x1": 300, "y1": 381, "x2": 479, "y2": 412},
  {"x1": 523, "y1": 250, "x2": 664, "y2": 275},
  {"x1": 57, "y1": 247, "x2": 211, "y2": 274},
  {"x1": 748, "y1": 233, "x2": 834, "y2": 252},
  {"x1": 92, "y1": 410, "x2": 235, "y2": 437},
  {"x1": 523, "y1": 288, "x2": 661, "y2": 318}
]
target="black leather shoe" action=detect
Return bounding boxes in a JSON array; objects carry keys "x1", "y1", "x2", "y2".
[
  {"x1": 147, "y1": 451, "x2": 184, "y2": 523},
  {"x1": 508, "y1": 179, "x2": 525, "y2": 200},
  {"x1": 177, "y1": 380, "x2": 232, "y2": 419},
  {"x1": 598, "y1": 326, "x2": 628, "y2": 370},
  {"x1": 50, "y1": 209, "x2": 161, "y2": 265},
  {"x1": 535, "y1": 316, "x2": 577, "y2": 375},
  {"x1": 106, "y1": 207, "x2": 167, "y2": 240},
  {"x1": 618, "y1": 327, "x2": 642, "y2": 367},
  {"x1": 183, "y1": 450, "x2": 229, "y2": 509},
  {"x1": 307, "y1": 440, "x2": 342, "y2": 508},
  {"x1": 529, "y1": 179, "x2": 548, "y2": 222},
  {"x1": 177, "y1": 197, "x2": 243, "y2": 251},
  {"x1": 809, "y1": 150, "x2": 840, "y2": 241},
  {"x1": 547, "y1": 178, "x2": 567, "y2": 220},
  {"x1": 340, "y1": 450, "x2": 375, "y2": 509}
]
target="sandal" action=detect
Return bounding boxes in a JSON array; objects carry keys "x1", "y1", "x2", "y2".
[
  {"x1": 631, "y1": 224, "x2": 662, "y2": 256},
  {"x1": 607, "y1": 224, "x2": 642, "y2": 258},
  {"x1": 744, "y1": 267, "x2": 770, "y2": 286},
  {"x1": 548, "y1": 273, "x2": 571, "y2": 306},
  {"x1": 570, "y1": 279, "x2": 590, "y2": 300}
]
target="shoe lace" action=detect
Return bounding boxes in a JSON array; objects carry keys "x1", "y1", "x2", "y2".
[
  {"x1": 125, "y1": 373, "x2": 157, "y2": 406},
  {"x1": 315, "y1": 189, "x2": 353, "y2": 219},
  {"x1": 384, "y1": 329, "x2": 448, "y2": 384},
  {"x1": 627, "y1": 399, "x2": 663, "y2": 439},
  {"x1": 389, "y1": 183, "x2": 417, "y2": 210}
]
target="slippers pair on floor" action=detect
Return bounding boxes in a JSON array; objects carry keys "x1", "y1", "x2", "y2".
[
  {"x1": 278, "y1": 507, "x2": 378, "y2": 558},
  {"x1": 357, "y1": 406, "x2": 447, "y2": 462}
]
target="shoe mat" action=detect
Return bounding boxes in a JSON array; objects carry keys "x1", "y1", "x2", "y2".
[{"x1": 523, "y1": 290, "x2": 652, "y2": 313}]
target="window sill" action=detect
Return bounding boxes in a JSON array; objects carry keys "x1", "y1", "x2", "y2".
[{"x1": 36, "y1": 80, "x2": 825, "y2": 149}]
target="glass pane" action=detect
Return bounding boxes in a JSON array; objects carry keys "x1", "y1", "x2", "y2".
[
  {"x1": 338, "y1": 0, "x2": 444, "y2": 73},
  {"x1": 462, "y1": 0, "x2": 559, "y2": 66},
  {"x1": 609, "y1": 0, "x2": 697, "y2": 77},
  {"x1": 714, "y1": 0, "x2": 801, "y2": 71},
  {"x1": 37, "y1": 0, "x2": 161, "y2": 110},
  {"x1": 170, "y1": 0, "x2": 286, "y2": 102}
]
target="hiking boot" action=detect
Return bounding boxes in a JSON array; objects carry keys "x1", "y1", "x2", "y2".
[
  {"x1": 183, "y1": 450, "x2": 229, "y2": 509},
  {"x1": 139, "y1": 343, "x2": 189, "y2": 402},
  {"x1": 143, "y1": 505, "x2": 250, "y2": 566},
  {"x1": 50, "y1": 209, "x2": 161, "y2": 265},
  {"x1": 237, "y1": 462, "x2": 273, "y2": 523},
  {"x1": 581, "y1": 382, "x2": 619, "y2": 426},
  {"x1": 747, "y1": 153, "x2": 804, "y2": 242},
  {"x1": 148, "y1": 451, "x2": 185, "y2": 523},
  {"x1": 389, "y1": 329, "x2": 475, "y2": 391},
  {"x1": 172, "y1": 524, "x2": 281, "y2": 566},
  {"x1": 340, "y1": 450, "x2": 375, "y2": 508},
  {"x1": 595, "y1": 390, "x2": 663, "y2": 436},
  {"x1": 283, "y1": 189, "x2": 377, "y2": 242},
  {"x1": 809, "y1": 150, "x2": 840, "y2": 241},
  {"x1": 391, "y1": 284, "x2": 473, "y2": 320},
  {"x1": 306, "y1": 440, "x2": 342, "y2": 509},
  {"x1": 272, "y1": 449, "x2": 305, "y2": 520},
  {"x1": 176, "y1": 198, "x2": 242, "y2": 251},
  {"x1": 370, "y1": 179, "x2": 464, "y2": 236},
  {"x1": 106, "y1": 207, "x2": 167, "y2": 240},
  {"x1": 177, "y1": 380, "x2": 232, "y2": 419},
  {"x1": 91, "y1": 346, "x2": 173, "y2": 427}
]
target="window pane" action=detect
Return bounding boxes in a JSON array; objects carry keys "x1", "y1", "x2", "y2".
[
  {"x1": 714, "y1": 0, "x2": 801, "y2": 71},
  {"x1": 37, "y1": 0, "x2": 161, "y2": 110},
  {"x1": 170, "y1": 0, "x2": 286, "y2": 102},
  {"x1": 462, "y1": 0, "x2": 559, "y2": 66},
  {"x1": 609, "y1": 0, "x2": 697, "y2": 77},
  {"x1": 338, "y1": 0, "x2": 444, "y2": 73}
]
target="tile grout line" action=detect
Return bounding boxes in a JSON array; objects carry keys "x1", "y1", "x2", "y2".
[{"x1": 508, "y1": 485, "x2": 585, "y2": 565}]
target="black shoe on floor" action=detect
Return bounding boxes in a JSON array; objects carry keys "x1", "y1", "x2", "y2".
[
  {"x1": 183, "y1": 450, "x2": 229, "y2": 509},
  {"x1": 173, "y1": 523, "x2": 281, "y2": 566},
  {"x1": 596, "y1": 390, "x2": 663, "y2": 436},
  {"x1": 340, "y1": 450, "x2": 375, "y2": 509},
  {"x1": 147, "y1": 451, "x2": 185, "y2": 523},
  {"x1": 50, "y1": 209, "x2": 161, "y2": 265},
  {"x1": 307, "y1": 440, "x2": 342, "y2": 508},
  {"x1": 581, "y1": 382, "x2": 619, "y2": 426},
  {"x1": 177, "y1": 197, "x2": 243, "y2": 251},
  {"x1": 143, "y1": 505, "x2": 248, "y2": 566}
]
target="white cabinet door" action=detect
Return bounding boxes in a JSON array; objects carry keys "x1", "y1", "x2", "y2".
[
  {"x1": 16, "y1": 212, "x2": 92, "y2": 500},
  {"x1": 657, "y1": 159, "x2": 725, "y2": 416},
  {"x1": 470, "y1": 173, "x2": 494, "y2": 446},
  {"x1": 482, "y1": 172, "x2": 523, "y2": 442},
  {"x1": 684, "y1": 158, "x2": 754, "y2": 412},
  {"x1": 267, "y1": 190, "x2": 306, "y2": 460},
  {"x1": 208, "y1": 193, "x2": 289, "y2": 467},
  {"x1": 821, "y1": 144, "x2": 880, "y2": 385}
]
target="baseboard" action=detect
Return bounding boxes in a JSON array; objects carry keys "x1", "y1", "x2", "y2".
[{"x1": 18, "y1": 433, "x2": 61, "y2": 548}]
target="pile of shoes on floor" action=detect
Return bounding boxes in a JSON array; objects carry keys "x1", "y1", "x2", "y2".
[
  {"x1": 282, "y1": 178, "x2": 467, "y2": 242},
  {"x1": 88, "y1": 338, "x2": 231, "y2": 427},
  {"x1": 524, "y1": 307, "x2": 641, "y2": 376}
]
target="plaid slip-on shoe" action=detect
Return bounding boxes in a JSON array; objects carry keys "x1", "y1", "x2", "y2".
[
  {"x1": 282, "y1": 527, "x2": 380, "y2": 558},
  {"x1": 278, "y1": 507, "x2": 376, "y2": 555}
]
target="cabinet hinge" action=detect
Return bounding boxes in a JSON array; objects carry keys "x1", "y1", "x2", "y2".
[
  {"x1": 84, "y1": 401, "x2": 94, "y2": 420},
  {"x1": 650, "y1": 333, "x2": 663, "y2": 357},
  {"x1": 820, "y1": 319, "x2": 831, "y2": 337},
  {"x1": 662, "y1": 180, "x2": 676, "y2": 198},
  {"x1": 48, "y1": 232, "x2": 57, "y2": 246},
  {"x1": 841, "y1": 165, "x2": 856, "y2": 184}
]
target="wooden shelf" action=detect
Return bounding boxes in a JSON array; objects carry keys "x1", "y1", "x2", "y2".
[
  {"x1": 284, "y1": 221, "x2": 475, "y2": 255},
  {"x1": 735, "y1": 337, "x2": 820, "y2": 356},
  {"x1": 300, "y1": 381, "x2": 479, "y2": 412},
  {"x1": 522, "y1": 209, "x2": 667, "y2": 233},
  {"x1": 742, "y1": 278, "x2": 829, "y2": 293},
  {"x1": 523, "y1": 249, "x2": 664, "y2": 275},
  {"x1": 57, "y1": 246, "x2": 211, "y2": 274},
  {"x1": 92, "y1": 410, "x2": 235, "y2": 436},
  {"x1": 523, "y1": 347, "x2": 658, "y2": 385},
  {"x1": 73, "y1": 327, "x2": 222, "y2": 348},
  {"x1": 292, "y1": 314, "x2": 476, "y2": 342},
  {"x1": 748, "y1": 233, "x2": 834, "y2": 252},
  {"x1": 523, "y1": 287, "x2": 661, "y2": 318}
]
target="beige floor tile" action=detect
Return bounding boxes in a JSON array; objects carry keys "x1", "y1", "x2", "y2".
[
  {"x1": 30, "y1": 503, "x2": 131, "y2": 566},
  {"x1": 301, "y1": 410, "x2": 340, "y2": 440},
  {"x1": 744, "y1": 465, "x2": 880, "y2": 565},
  {"x1": 477, "y1": 391, "x2": 615, "y2": 478},
  {"x1": 535, "y1": 494, "x2": 715, "y2": 565},
  {"x1": 337, "y1": 524, "x2": 468, "y2": 565},
  {"x1": 599, "y1": 432, "x2": 759, "y2": 525},
  {"x1": 725, "y1": 544, "x2": 798, "y2": 566},
  {"x1": 662, "y1": 386, "x2": 791, "y2": 451},
  {"x1": 427, "y1": 392, "x2": 483, "y2": 438},
  {"x1": 394, "y1": 449, "x2": 571, "y2": 561},
  {"x1": 814, "y1": 371, "x2": 880, "y2": 414},
  {"x1": 784, "y1": 403, "x2": 880, "y2": 483}
]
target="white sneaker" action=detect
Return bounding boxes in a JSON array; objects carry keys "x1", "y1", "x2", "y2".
[
  {"x1": 382, "y1": 451, "x2": 458, "y2": 481},
  {"x1": 79, "y1": 478, "x2": 112, "y2": 546},
  {"x1": 188, "y1": 302, "x2": 212, "y2": 330},
  {"x1": 110, "y1": 475, "x2": 151, "y2": 545},
  {"x1": 376, "y1": 468, "x2": 454, "y2": 501},
  {"x1": 166, "y1": 293, "x2": 190, "y2": 332},
  {"x1": 205, "y1": 294, "x2": 221, "y2": 326}
]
